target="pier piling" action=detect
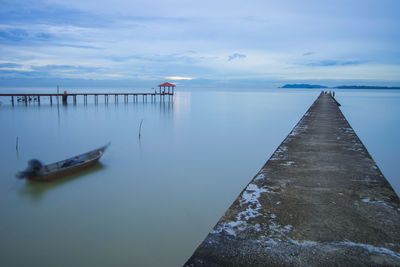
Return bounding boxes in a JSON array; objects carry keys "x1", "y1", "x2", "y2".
[{"x1": 0, "y1": 92, "x2": 174, "y2": 106}]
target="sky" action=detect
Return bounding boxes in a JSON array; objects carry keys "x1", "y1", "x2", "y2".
[{"x1": 0, "y1": 0, "x2": 400, "y2": 88}]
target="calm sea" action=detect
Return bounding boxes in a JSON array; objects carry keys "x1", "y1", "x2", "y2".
[{"x1": 0, "y1": 87, "x2": 399, "y2": 266}]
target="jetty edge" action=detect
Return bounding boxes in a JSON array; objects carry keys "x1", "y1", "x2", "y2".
[{"x1": 185, "y1": 93, "x2": 400, "y2": 266}]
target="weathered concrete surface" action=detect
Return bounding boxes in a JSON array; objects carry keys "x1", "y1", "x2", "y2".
[{"x1": 185, "y1": 93, "x2": 400, "y2": 266}]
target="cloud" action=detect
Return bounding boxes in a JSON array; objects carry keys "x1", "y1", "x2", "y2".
[
  {"x1": 165, "y1": 76, "x2": 193, "y2": 80},
  {"x1": 31, "y1": 64, "x2": 101, "y2": 74},
  {"x1": 35, "y1": 32, "x2": 53, "y2": 40},
  {"x1": 0, "y1": 64, "x2": 103, "y2": 79},
  {"x1": 51, "y1": 43, "x2": 101, "y2": 49},
  {"x1": 0, "y1": 62, "x2": 23, "y2": 68},
  {"x1": 0, "y1": 26, "x2": 57, "y2": 45},
  {"x1": 228, "y1": 53, "x2": 246, "y2": 61},
  {"x1": 0, "y1": 28, "x2": 29, "y2": 42},
  {"x1": 306, "y1": 60, "x2": 364, "y2": 67},
  {"x1": 0, "y1": 0, "x2": 399, "y2": 85},
  {"x1": 0, "y1": 0, "x2": 111, "y2": 27}
]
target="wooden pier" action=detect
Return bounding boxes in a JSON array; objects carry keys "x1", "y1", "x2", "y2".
[
  {"x1": 0, "y1": 92, "x2": 174, "y2": 106},
  {"x1": 1, "y1": 82, "x2": 177, "y2": 106}
]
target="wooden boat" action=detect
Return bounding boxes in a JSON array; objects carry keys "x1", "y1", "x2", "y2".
[{"x1": 17, "y1": 143, "x2": 110, "y2": 181}]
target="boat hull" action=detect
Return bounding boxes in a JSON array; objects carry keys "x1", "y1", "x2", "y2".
[
  {"x1": 27, "y1": 157, "x2": 101, "y2": 182},
  {"x1": 19, "y1": 143, "x2": 109, "y2": 182}
]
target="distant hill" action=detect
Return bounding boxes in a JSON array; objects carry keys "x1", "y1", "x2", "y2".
[
  {"x1": 334, "y1": 85, "x2": 400, "y2": 89},
  {"x1": 280, "y1": 84, "x2": 400, "y2": 89},
  {"x1": 281, "y1": 84, "x2": 328, "y2": 88}
]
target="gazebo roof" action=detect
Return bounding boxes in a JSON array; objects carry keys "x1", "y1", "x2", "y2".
[{"x1": 158, "y1": 82, "x2": 176, "y2": 87}]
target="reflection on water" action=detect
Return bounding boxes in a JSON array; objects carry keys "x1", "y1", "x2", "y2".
[
  {"x1": 18, "y1": 163, "x2": 105, "y2": 201},
  {"x1": 0, "y1": 88, "x2": 399, "y2": 266}
]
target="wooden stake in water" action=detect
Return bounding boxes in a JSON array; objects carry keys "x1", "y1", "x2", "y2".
[
  {"x1": 57, "y1": 85, "x2": 59, "y2": 104},
  {"x1": 138, "y1": 119, "x2": 143, "y2": 139},
  {"x1": 16, "y1": 136, "x2": 19, "y2": 151}
]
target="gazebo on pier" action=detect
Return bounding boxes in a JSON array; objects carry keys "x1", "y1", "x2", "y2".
[{"x1": 158, "y1": 82, "x2": 176, "y2": 95}]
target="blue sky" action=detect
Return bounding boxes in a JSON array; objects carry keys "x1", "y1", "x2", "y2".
[{"x1": 1, "y1": 0, "x2": 400, "y2": 87}]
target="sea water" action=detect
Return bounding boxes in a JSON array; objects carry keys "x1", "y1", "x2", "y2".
[{"x1": 0, "y1": 88, "x2": 398, "y2": 266}]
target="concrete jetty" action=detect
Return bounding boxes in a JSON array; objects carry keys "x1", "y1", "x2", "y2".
[{"x1": 185, "y1": 93, "x2": 400, "y2": 266}]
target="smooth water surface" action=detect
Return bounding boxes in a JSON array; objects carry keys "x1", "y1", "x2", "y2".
[
  {"x1": 0, "y1": 88, "x2": 399, "y2": 266},
  {"x1": 0, "y1": 88, "x2": 317, "y2": 266}
]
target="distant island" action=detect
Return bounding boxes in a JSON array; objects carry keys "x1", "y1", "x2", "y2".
[
  {"x1": 281, "y1": 84, "x2": 328, "y2": 88},
  {"x1": 281, "y1": 84, "x2": 400, "y2": 89},
  {"x1": 334, "y1": 85, "x2": 400, "y2": 89}
]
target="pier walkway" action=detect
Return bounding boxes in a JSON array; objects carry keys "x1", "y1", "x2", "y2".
[
  {"x1": 0, "y1": 92, "x2": 173, "y2": 105},
  {"x1": 185, "y1": 93, "x2": 400, "y2": 266}
]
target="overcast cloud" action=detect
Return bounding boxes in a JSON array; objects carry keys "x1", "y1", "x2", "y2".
[{"x1": 0, "y1": 0, "x2": 399, "y2": 87}]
